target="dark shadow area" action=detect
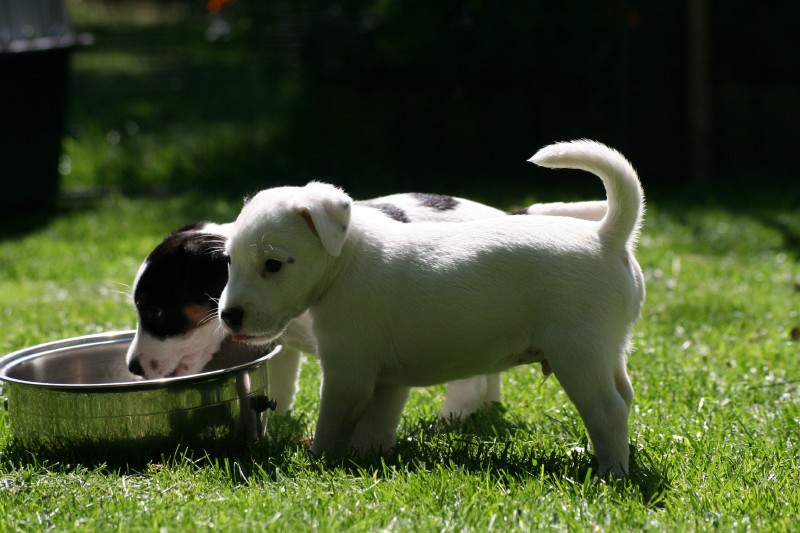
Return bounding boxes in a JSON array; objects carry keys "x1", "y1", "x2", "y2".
[
  {"x1": 644, "y1": 175, "x2": 800, "y2": 260},
  {"x1": 0, "y1": 410, "x2": 311, "y2": 472},
  {"x1": 0, "y1": 209, "x2": 60, "y2": 241},
  {"x1": 228, "y1": 0, "x2": 799, "y2": 190},
  {"x1": 754, "y1": 214, "x2": 800, "y2": 259},
  {"x1": 253, "y1": 409, "x2": 668, "y2": 506},
  {"x1": 0, "y1": 199, "x2": 100, "y2": 241},
  {"x1": 1, "y1": 406, "x2": 669, "y2": 505},
  {"x1": 26, "y1": 0, "x2": 795, "y2": 207}
]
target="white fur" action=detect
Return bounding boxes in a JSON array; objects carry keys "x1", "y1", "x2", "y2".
[
  {"x1": 220, "y1": 140, "x2": 644, "y2": 475},
  {"x1": 127, "y1": 321, "x2": 224, "y2": 378},
  {"x1": 523, "y1": 200, "x2": 608, "y2": 221}
]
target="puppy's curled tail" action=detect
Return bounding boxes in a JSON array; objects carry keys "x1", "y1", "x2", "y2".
[{"x1": 529, "y1": 140, "x2": 644, "y2": 250}]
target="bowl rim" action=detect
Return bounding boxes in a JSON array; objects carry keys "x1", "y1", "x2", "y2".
[{"x1": 0, "y1": 330, "x2": 282, "y2": 391}]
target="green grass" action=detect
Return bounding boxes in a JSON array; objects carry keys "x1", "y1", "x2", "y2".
[
  {"x1": 1, "y1": 1, "x2": 798, "y2": 530},
  {"x1": 1, "y1": 193, "x2": 798, "y2": 531}
]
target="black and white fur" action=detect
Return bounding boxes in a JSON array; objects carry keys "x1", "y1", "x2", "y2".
[{"x1": 127, "y1": 192, "x2": 608, "y2": 418}]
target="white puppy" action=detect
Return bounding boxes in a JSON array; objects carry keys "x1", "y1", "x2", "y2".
[{"x1": 219, "y1": 140, "x2": 643, "y2": 474}]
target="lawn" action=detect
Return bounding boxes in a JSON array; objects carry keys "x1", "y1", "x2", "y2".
[
  {"x1": 2, "y1": 191, "x2": 798, "y2": 530},
  {"x1": 1, "y1": 1, "x2": 799, "y2": 531}
]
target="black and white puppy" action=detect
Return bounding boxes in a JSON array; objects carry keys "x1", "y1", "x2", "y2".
[{"x1": 127, "y1": 193, "x2": 606, "y2": 416}]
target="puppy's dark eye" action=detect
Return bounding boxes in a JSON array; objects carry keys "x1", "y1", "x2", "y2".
[
  {"x1": 145, "y1": 306, "x2": 164, "y2": 321},
  {"x1": 265, "y1": 259, "x2": 282, "y2": 273}
]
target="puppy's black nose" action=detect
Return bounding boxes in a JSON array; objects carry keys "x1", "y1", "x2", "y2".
[
  {"x1": 221, "y1": 306, "x2": 244, "y2": 331},
  {"x1": 128, "y1": 358, "x2": 144, "y2": 376}
]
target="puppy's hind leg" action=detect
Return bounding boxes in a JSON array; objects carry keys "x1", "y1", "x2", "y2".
[
  {"x1": 350, "y1": 385, "x2": 411, "y2": 455},
  {"x1": 440, "y1": 373, "x2": 502, "y2": 420},
  {"x1": 548, "y1": 349, "x2": 632, "y2": 476},
  {"x1": 614, "y1": 358, "x2": 634, "y2": 410}
]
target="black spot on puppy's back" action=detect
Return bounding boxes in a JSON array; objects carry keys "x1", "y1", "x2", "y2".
[
  {"x1": 411, "y1": 193, "x2": 459, "y2": 211},
  {"x1": 358, "y1": 200, "x2": 411, "y2": 223}
]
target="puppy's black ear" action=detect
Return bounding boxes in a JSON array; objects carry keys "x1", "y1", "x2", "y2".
[{"x1": 181, "y1": 232, "x2": 229, "y2": 304}]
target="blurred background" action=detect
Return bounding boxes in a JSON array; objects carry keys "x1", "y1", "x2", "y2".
[{"x1": 2, "y1": 0, "x2": 799, "y2": 213}]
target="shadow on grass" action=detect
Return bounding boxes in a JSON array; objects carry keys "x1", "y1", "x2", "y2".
[
  {"x1": 256, "y1": 407, "x2": 670, "y2": 507},
  {"x1": 0, "y1": 198, "x2": 101, "y2": 241},
  {"x1": 0, "y1": 406, "x2": 670, "y2": 506},
  {"x1": 0, "y1": 410, "x2": 313, "y2": 475},
  {"x1": 754, "y1": 213, "x2": 800, "y2": 258}
]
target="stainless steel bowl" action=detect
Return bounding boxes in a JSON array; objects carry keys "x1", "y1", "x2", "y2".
[{"x1": 0, "y1": 331, "x2": 281, "y2": 458}]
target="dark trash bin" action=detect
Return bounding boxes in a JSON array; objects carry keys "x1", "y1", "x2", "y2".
[{"x1": 0, "y1": 0, "x2": 91, "y2": 215}]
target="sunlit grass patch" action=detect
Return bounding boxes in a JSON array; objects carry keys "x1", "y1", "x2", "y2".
[{"x1": 1, "y1": 193, "x2": 798, "y2": 530}]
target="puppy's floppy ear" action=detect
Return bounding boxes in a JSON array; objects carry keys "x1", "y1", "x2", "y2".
[{"x1": 296, "y1": 182, "x2": 352, "y2": 257}]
